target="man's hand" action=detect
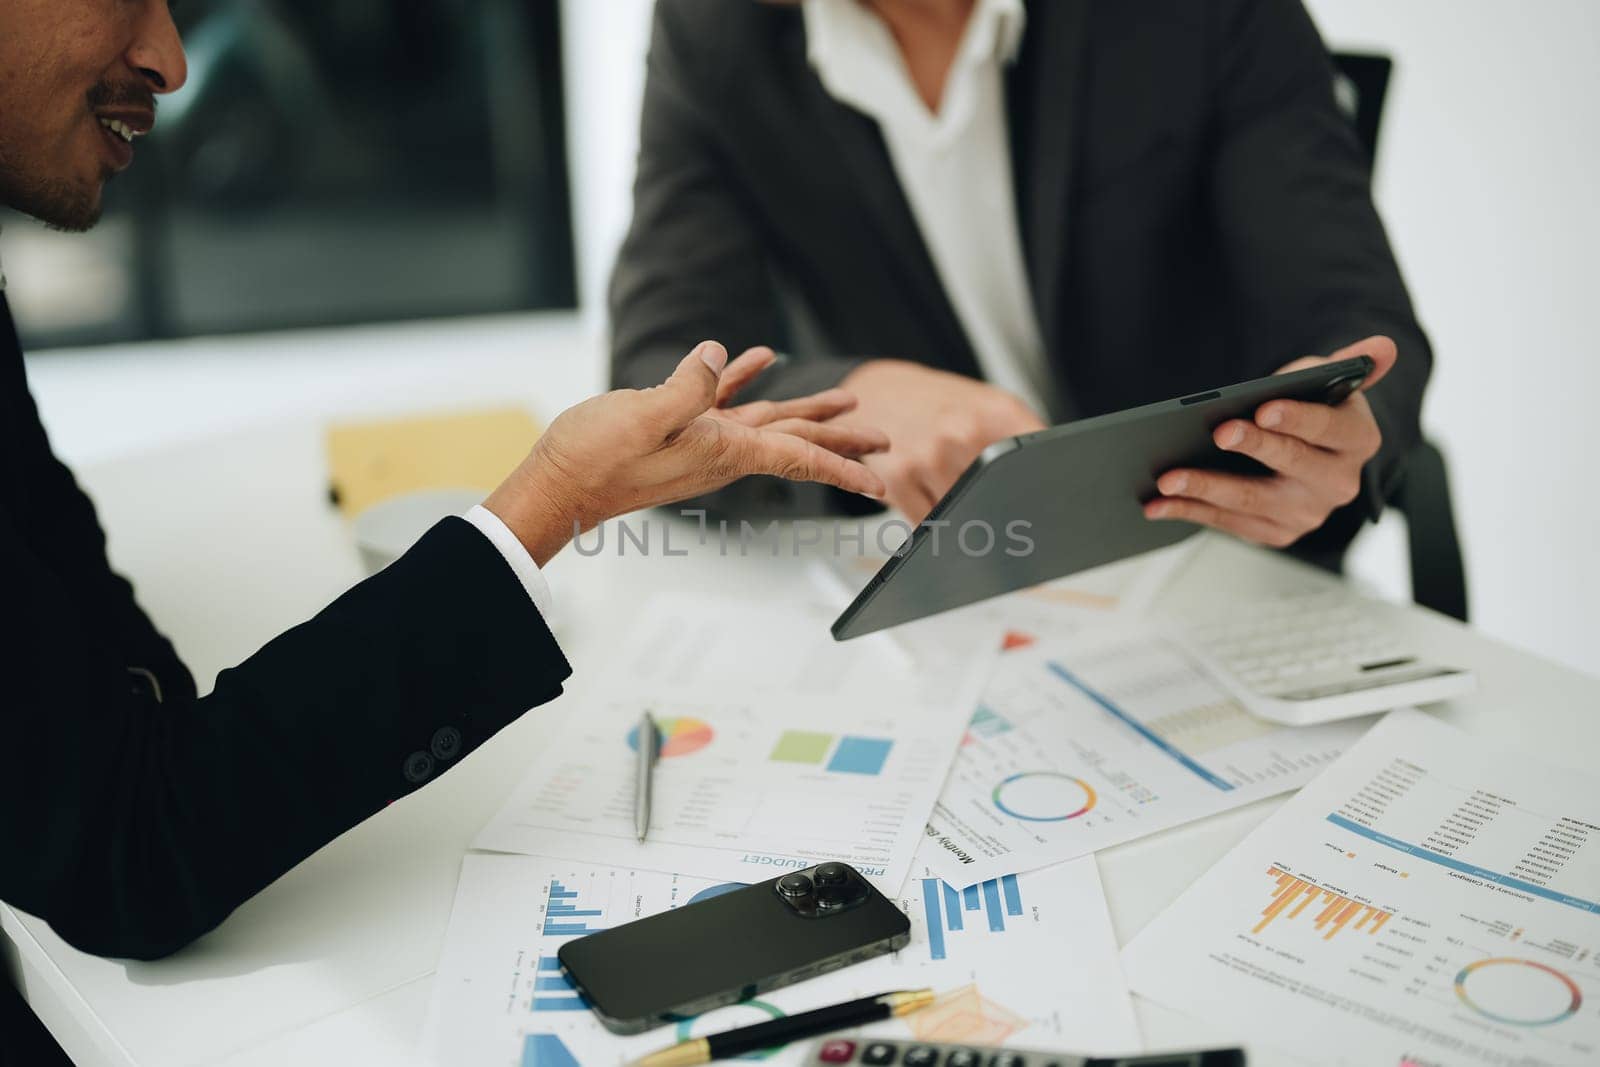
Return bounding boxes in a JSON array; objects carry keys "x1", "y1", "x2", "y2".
[
  {"x1": 486, "y1": 342, "x2": 888, "y2": 565},
  {"x1": 1145, "y1": 336, "x2": 1398, "y2": 547},
  {"x1": 836, "y1": 359, "x2": 1047, "y2": 522}
]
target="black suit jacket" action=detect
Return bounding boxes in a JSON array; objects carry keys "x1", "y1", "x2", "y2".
[
  {"x1": 610, "y1": 0, "x2": 1431, "y2": 554},
  {"x1": 0, "y1": 293, "x2": 570, "y2": 963}
]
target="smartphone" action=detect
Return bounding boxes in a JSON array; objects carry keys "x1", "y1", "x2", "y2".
[{"x1": 557, "y1": 861, "x2": 911, "y2": 1035}]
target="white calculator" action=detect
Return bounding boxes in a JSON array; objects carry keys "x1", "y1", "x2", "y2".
[{"x1": 1173, "y1": 587, "x2": 1476, "y2": 725}]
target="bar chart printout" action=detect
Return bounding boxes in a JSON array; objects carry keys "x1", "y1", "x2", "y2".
[
  {"x1": 520, "y1": 1034, "x2": 580, "y2": 1067},
  {"x1": 1123, "y1": 710, "x2": 1600, "y2": 1066},
  {"x1": 920, "y1": 875, "x2": 1025, "y2": 961},
  {"x1": 1255, "y1": 867, "x2": 1392, "y2": 940},
  {"x1": 530, "y1": 957, "x2": 587, "y2": 1013},
  {"x1": 541, "y1": 879, "x2": 604, "y2": 936},
  {"x1": 425, "y1": 847, "x2": 1140, "y2": 1066}
]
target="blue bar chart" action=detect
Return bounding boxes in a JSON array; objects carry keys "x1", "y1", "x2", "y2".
[
  {"x1": 942, "y1": 882, "x2": 964, "y2": 931},
  {"x1": 541, "y1": 879, "x2": 605, "y2": 936},
  {"x1": 921, "y1": 874, "x2": 1025, "y2": 960},
  {"x1": 519, "y1": 1033, "x2": 580, "y2": 1067},
  {"x1": 530, "y1": 956, "x2": 589, "y2": 1013}
]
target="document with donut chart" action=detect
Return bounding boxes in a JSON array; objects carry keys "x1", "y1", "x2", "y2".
[
  {"x1": 422, "y1": 842, "x2": 1140, "y2": 1066},
  {"x1": 921, "y1": 629, "x2": 1372, "y2": 887},
  {"x1": 474, "y1": 594, "x2": 996, "y2": 893},
  {"x1": 1122, "y1": 708, "x2": 1600, "y2": 1066}
]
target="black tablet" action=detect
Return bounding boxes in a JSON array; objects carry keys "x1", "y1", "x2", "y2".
[{"x1": 831, "y1": 356, "x2": 1375, "y2": 639}]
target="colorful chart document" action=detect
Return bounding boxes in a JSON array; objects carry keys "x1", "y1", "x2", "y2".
[
  {"x1": 423, "y1": 845, "x2": 1140, "y2": 1066},
  {"x1": 922, "y1": 629, "x2": 1372, "y2": 885},
  {"x1": 474, "y1": 595, "x2": 994, "y2": 892},
  {"x1": 1122, "y1": 708, "x2": 1600, "y2": 1066}
]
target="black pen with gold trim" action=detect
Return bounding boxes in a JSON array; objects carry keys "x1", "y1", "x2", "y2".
[{"x1": 629, "y1": 988, "x2": 936, "y2": 1066}]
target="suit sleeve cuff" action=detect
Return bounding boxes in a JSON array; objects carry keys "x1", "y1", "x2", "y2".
[{"x1": 463, "y1": 504, "x2": 555, "y2": 621}]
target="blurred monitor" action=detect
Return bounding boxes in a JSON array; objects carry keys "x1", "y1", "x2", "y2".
[{"x1": 3, "y1": 0, "x2": 576, "y2": 348}]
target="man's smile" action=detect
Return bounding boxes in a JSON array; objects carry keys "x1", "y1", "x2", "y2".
[{"x1": 91, "y1": 104, "x2": 154, "y2": 171}]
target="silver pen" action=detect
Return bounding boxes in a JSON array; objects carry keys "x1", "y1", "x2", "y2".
[{"x1": 635, "y1": 711, "x2": 659, "y2": 842}]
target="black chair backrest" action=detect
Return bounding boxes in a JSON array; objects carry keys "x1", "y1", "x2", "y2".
[
  {"x1": 1327, "y1": 52, "x2": 1469, "y2": 622},
  {"x1": 1329, "y1": 52, "x2": 1394, "y2": 164}
]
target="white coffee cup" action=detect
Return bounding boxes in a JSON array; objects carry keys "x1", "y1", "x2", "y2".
[{"x1": 351, "y1": 488, "x2": 488, "y2": 575}]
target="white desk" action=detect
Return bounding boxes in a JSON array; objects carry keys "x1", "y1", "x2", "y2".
[{"x1": 5, "y1": 422, "x2": 1598, "y2": 1067}]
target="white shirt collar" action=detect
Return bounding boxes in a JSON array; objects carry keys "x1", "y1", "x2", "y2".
[
  {"x1": 803, "y1": 0, "x2": 1027, "y2": 146},
  {"x1": 804, "y1": 0, "x2": 1026, "y2": 70}
]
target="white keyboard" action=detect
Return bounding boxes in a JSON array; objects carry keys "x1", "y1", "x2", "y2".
[{"x1": 1175, "y1": 588, "x2": 1476, "y2": 725}]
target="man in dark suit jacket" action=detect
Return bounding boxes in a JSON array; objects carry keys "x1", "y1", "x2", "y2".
[
  {"x1": 611, "y1": 0, "x2": 1431, "y2": 560},
  {"x1": 0, "y1": 2, "x2": 886, "y2": 1060}
]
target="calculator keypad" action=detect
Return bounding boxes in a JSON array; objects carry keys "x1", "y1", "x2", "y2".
[
  {"x1": 807, "y1": 1037, "x2": 1072, "y2": 1067},
  {"x1": 805, "y1": 1037, "x2": 1241, "y2": 1067}
]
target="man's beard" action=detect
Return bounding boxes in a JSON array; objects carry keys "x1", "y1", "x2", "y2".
[
  {"x1": 0, "y1": 78, "x2": 154, "y2": 233},
  {"x1": 0, "y1": 167, "x2": 105, "y2": 233}
]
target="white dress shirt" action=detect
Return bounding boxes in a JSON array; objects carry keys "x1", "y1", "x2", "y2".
[
  {"x1": 463, "y1": 504, "x2": 555, "y2": 620},
  {"x1": 802, "y1": 0, "x2": 1054, "y2": 417}
]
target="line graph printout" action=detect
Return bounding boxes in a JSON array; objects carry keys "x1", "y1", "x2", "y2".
[
  {"x1": 923, "y1": 630, "x2": 1372, "y2": 885},
  {"x1": 474, "y1": 595, "x2": 995, "y2": 892},
  {"x1": 1122, "y1": 709, "x2": 1600, "y2": 1066},
  {"x1": 422, "y1": 845, "x2": 1139, "y2": 1066}
]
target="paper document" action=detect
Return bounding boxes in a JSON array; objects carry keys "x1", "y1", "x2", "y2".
[
  {"x1": 922, "y1": 629, "x2": 1372, "y2": 885},
  {"x1": 1122, "y1": 708, "x2": 1600, "y2": 1066},
  {"x1": 423, "y1": 846, "x2": 1140, "y2": 1065},
  {"x1": 475, "y1": 594, "x2": 994, "y2": 892}
]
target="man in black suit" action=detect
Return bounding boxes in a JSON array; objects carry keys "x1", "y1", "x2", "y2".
[
  {"x1": 611, "y1": 0, "x2": 1431, "y2": 559},
  {"x1": 0, "y1": 2, "x2": 887, "y2": 1060}
]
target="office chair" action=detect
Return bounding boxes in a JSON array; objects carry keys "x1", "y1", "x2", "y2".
[{"x1": 1330, "y1": 52, "x2": 1469, "y2": 623}]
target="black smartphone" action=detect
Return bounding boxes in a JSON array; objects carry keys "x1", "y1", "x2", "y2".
[{"x1": 557, "y1": 861, "x2": 911, "y2": 1035}]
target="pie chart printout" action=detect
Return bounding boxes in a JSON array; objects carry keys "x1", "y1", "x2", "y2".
[
  {"x1": 1454, "y1": 957, "x2": 1584, "y2": 1027},
  {"x1": 625, "y1": 716, "x2": 715, "y2": 758},
  {"x1": 992, "y1": 771, "x2": 1097, "y2": 822}
]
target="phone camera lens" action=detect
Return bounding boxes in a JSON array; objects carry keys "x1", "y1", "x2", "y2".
[
  {"x1": 777, "y1": 873, "x2": 814, "y2": 900},
  {"x1": 814, "y1": 863, "x2": 850, "y2": 886}
]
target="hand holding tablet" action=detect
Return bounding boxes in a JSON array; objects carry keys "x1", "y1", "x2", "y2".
[
  {"x1": 833, "y1": 350, "x2": 1383, "y2": 639},
  {"x1": 1148, "y1": 335, "x2": 1398, "y2": 547}
]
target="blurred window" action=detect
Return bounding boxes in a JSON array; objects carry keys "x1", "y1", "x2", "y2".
[{"x1": 3, "y1": 0, "x2": 575, "y2": 348}]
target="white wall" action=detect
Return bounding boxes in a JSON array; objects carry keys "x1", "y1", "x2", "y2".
[
  {"x1": 23, "y1": 0, "x2": 1599, "y2": 675},
  {"x1": 1303, "y1": 0, "x2": 1600, "y2": 673},
  {"x1": 558, "y1": 0, "x2": 656, "y2": 326}
]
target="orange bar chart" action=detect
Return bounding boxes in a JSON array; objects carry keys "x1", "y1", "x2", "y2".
[{"x1": 1254, "y1": 867, "x2": 1393, "y2": 940}]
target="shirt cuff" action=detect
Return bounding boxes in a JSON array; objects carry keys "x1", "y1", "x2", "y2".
[{"x1": 463, "y1": 504, "x2": 554, "y2": 621}]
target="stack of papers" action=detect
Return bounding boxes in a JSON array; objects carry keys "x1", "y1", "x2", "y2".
[
  {"x1": 423, "y1": 542, "x2": 1559, "y2": 1067},
  {"x1": 425, "y1": 558, "x2": 1178, "y2": 1064}
]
